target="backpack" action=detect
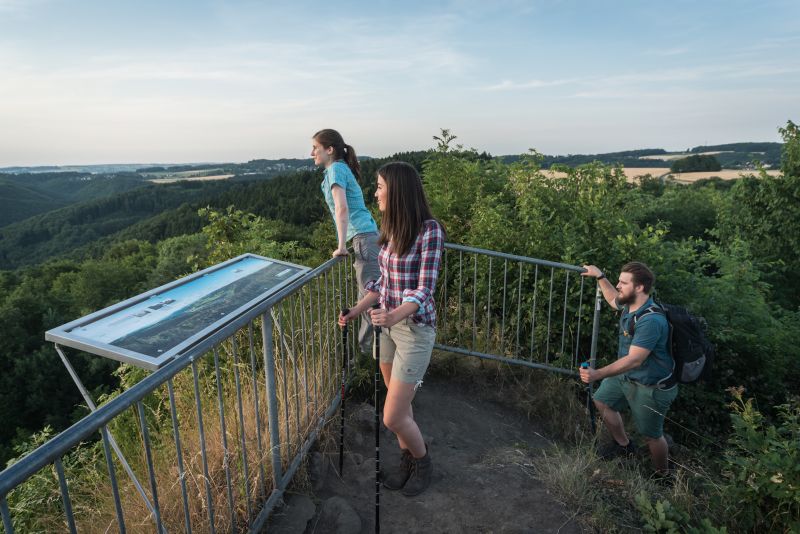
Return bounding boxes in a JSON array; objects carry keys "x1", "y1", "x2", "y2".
[{"x1": 631, "y1": 302, "x2": 715, "y2": 384}]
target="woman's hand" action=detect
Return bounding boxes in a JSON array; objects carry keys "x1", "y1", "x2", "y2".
[
  {"x1": 369, "y1": 308, "x2": 401, "y2": 328},
  {"x1": 338, "y1": 308, "x2": 357, "y2": 327},
  {"x1": 332, "y1": 247, "x2": 349, "y2": 258}
]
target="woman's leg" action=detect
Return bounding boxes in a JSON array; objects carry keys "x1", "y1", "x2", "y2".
[{"x1": 382, "y1": 379, "x2": 425, "y2": 458}]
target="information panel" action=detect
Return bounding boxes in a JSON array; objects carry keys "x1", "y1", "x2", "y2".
[{"x1": 46, "y1": 254, "x2": 309, "y2": 370}]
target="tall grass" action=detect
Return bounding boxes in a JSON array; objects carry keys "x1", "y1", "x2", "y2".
[{"x1": 5, "y1": 276, "x2": 352, "y2": 533}]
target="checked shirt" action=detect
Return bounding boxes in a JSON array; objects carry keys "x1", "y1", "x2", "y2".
[{"x1": 365, "y1": 219, "x2": 445, "y2": 327}]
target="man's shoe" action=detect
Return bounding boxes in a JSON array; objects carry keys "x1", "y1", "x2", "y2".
[
  {"x1": 401, "y1": 447, "x2": 432, "y2": 497},
  {"x1": 597, "y1": 439, "x2": 637, "y2": 460},
  {"x1": 382, "y1": 449, "x2": 413, "y2": 490}
]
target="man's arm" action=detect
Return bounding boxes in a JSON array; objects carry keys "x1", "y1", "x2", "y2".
[
  {"x1": 579, "y1": 345, "x2": 650, "y2": 383},
  {"x1": 581, "y1": 264, "x2": 620, "y2": 310}
]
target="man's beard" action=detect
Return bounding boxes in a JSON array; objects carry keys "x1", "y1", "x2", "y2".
[{"x1": 617, "y1": 291, "x2": 635, "y2": 306}]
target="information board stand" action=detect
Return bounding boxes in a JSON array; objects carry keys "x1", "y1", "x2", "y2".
[{"x1": 45, "y1": 253, "x2": 310, "y2": 531}]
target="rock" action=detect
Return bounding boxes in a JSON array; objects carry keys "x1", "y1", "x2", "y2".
[
  {"x1": 309, "y1": 452, "x2": 327, "y2": 492},
  {"x1": 266, "y1": 494, "x2": 316, "y2": 533},
  {"x1": 349, "y1": 403, "x2": 375, "y2": 430},
  {"x1": 317, "y1": 496, "x2": 362, "y2": 534}
]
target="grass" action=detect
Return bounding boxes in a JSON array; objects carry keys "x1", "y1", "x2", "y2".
[{"x1": 4, "y1": 286, "x2": 349, "y2": 533}]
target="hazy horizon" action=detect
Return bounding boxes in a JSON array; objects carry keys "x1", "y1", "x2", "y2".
[{"x1": 1, "y1": 0, "x2": 797, "y2": 167}]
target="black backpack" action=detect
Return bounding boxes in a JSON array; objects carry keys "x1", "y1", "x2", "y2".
[{"x1": 631, "y1": 302, "x2": 715, "y2": 384}]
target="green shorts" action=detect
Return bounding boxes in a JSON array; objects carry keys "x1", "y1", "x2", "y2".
[
  {"x1": 377, "y1": 319, "x2": 436, "y2": 384},
  {"x1": 593, "y1": 374, "x2": 678, "y2": 438}
]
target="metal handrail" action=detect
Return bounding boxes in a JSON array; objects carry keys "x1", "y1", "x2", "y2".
[
  {"x1": 0, "y1": 254, "x2": 349, "y2": 526},
  {"x1": 0, "y1": 245, "x2": 601, "y2": 533}
]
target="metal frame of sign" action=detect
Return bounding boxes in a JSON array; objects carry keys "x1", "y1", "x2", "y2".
[{"x1": 45, "y1": 253, "x2": 309, "y2": 370}]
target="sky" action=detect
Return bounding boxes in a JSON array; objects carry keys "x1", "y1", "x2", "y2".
[{"x1": 0, "y1": 0, "x2": 798, "y2": 166}]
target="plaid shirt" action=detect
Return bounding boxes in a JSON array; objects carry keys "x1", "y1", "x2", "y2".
[{"x1": 365, "y1": 219, "x2": 444, "y2": 327}]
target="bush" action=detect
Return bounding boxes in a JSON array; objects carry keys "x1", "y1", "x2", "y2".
[{"x1": 716, "y1": 387, "x2": 800, "y2": 532}]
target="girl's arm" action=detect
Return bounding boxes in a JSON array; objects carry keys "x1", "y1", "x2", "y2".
[
  {"x1": 331, "y1": 185, "x2": 349, "y2": 257},
  {"x1": 393, "y1": 221, "x2": 444, "y2": 326}
]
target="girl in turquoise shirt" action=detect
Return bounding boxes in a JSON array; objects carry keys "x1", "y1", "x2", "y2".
[{"x1": 311, "y1": 128, "x2": 381, "y2": 352}]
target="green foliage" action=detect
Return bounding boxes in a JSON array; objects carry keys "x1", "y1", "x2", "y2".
[
  {"x1": 670, "y1": 154, "x2": 722, "y2": 173},
  {"x1": 5, "y1": 426, "x2": 104, "y2": 533},
  {"x1": 635, "y1": 492, "x2": 727, "y2": 533},
  {"x1": 717, "y1": 388, "x2": 800, "y2": 532},
  {"x1": 714, "y1": 123, "x2": 800, "y2": 308},
  {"x1": 195, "y1": 205, "x2": 305, "y2": 267}
]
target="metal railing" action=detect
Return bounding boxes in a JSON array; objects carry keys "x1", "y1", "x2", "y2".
[
  {"x1": 436, "y1": 244, "x2": 600, "y2": 376},
  {"x1": 0, "y1": 244, "x2": 600, "y2": 533}
]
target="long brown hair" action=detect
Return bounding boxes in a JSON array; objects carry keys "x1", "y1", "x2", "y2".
[
  {"x1": 312, "y1": 128, "x2": 360, "y2": 180},
  {"x1": 377, "y1": 162, "x2": 442, "y2": 256}
]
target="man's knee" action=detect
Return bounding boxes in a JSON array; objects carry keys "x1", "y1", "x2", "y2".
[{"x1": 593, "y1": 399, "x2": 615, "y2": 413}]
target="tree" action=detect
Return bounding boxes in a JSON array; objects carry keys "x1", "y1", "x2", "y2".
[{"x1": 670, "y1": 154, "x2": 722, "y2": 173}]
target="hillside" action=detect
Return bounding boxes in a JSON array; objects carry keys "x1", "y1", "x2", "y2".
[{"x1": 0, "y1": 172, "x2": 147, "y2": 227}]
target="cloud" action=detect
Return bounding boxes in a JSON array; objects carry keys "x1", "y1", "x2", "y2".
[
  {"x1": 643, "y1": 47, "x2": 689, "y2": 57},
  {"x1": 482, "y1": 78, "x2": 575, "y2": 91},
  {"x1": 0, "y1": 0, "x2": 51, "y2": 15}
]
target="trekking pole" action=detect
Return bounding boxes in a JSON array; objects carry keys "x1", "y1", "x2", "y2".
[
  {"x1": 581, "y1": 362, "x2": 597, "y2": 435},
  {"x1": 372, "y1": 303, "x2": 381, "y2": 534},
  {"x1": 339, "y1": 308, "x2": 349, "y2": 477}
]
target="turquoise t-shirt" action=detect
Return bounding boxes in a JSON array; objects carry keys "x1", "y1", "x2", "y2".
[
  {"x1": 618, "y1": 298, "x2": 673, "y2": 385},
  {"x1": 321, "y1": 161, "x2": 378, "y2": 241}
]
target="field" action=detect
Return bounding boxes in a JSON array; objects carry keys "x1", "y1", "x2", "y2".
[
  {"x1": 542, "y1": 167, "x2": 782, "y2": 183},
  {"x1": 148, "y1": 174, "x2": 234, "y2": 184}
]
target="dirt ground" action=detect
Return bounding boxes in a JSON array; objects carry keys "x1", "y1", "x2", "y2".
[{"x1": 268, "y1": 358, "x2": 585, "y2": 533}]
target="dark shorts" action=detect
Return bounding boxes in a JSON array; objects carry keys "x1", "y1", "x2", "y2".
[{"x1": 593, "y1": 374, "x2": 678, "y2": 438}]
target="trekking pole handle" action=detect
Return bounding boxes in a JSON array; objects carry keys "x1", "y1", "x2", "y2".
[{"x1": 371, "y1": 303, "x2": 382, "y2": 333}]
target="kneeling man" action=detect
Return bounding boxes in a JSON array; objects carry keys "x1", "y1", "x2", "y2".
[{"x1": 580, "y1": 262, "x2": 677, "y2": 474}]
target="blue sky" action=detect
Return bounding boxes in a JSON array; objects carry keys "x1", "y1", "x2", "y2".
[{"x1": 1, "y1": 0, "x2": 798, "y2": 165}]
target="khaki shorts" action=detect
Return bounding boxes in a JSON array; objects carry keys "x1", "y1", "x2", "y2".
[{"x1": 376, "y1": 319, "x2": 436, "y2": 384}]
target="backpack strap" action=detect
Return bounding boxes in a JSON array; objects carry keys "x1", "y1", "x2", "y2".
[
  {"x1": 629, "y1": 303, "x2": 663, "y2": 337},
  {"x1": 630, "y1": 303, "x2": 675, "y2": 385}
]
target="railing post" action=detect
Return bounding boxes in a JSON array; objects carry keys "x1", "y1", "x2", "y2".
[
  {"x1": 262, "y1": 310, "x2": 283, "y2": 486},
  {"x1": 587, "y1": 284, "x2": 603, "y2": 435},
  {"x1": 1, "y1": 495, "x2": 13, "y2": 534}
]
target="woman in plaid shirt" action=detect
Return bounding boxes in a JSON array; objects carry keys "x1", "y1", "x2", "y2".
[{"x1": 339, "y1": 161, "x2": 444, "y2": 496}]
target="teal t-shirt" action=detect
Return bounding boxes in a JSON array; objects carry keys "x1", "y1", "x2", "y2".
[
  {"x1": 618, "y1": 298, "x2": 673, "y2": 385},
  {"x1": 321, "y1": 161, "x2": 378, "y2": 241}
]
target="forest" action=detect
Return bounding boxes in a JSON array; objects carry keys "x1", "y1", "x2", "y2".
[{"x1": 0, "y1": 122, "x2": 798, "y2": 531}]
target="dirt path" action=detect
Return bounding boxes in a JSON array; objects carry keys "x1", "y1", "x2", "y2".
[{"x1": 268, "y1": 366, "x2": 584, "y2": 533}]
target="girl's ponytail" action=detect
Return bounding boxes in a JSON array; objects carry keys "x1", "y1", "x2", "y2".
[{"x1": 343, "y1": 144, "x2": 361, "y2": 181}]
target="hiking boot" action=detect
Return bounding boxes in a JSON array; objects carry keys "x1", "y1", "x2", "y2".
[
  {"x1": 401, "y1": 447, "x2": 432, "y2": 497},
  {"x1": 597, "y1": 439, "x2": 637, "y2": 460},
  {"x1": 652, "y1": 464, "x2": 677, "y2": 486},
  {"x1": 382, "y1": 449, "x2": 413, "y2": 490}
]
